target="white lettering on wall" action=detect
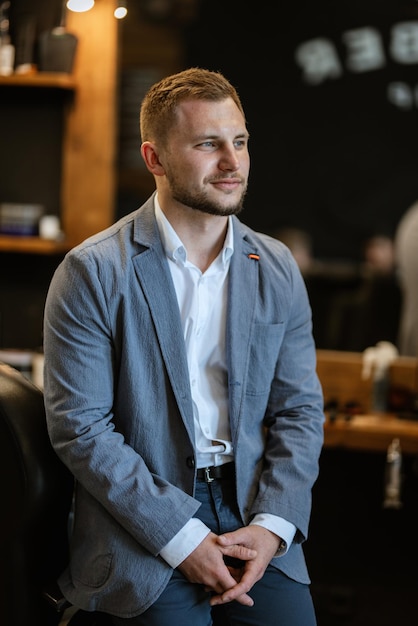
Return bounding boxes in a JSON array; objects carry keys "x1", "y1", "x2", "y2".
[
  {"x1": 295, "y1": 21, "x2": 418, "y2": 83},
  {"x1": 387, "y1": 82, "x2": 418, "y2": 109},
  {"x1": 294, "y1": 21, "x2": 418, "y2": 108},
  {"x1": 390, "y1": 22, "x2": 418, "y2": 64},
  {"x1": 295, "y1": 38, "x2": 342, "y2": 85},
  {"x1": 343, "y1": 27, "x2": 385, "y2": 72}
]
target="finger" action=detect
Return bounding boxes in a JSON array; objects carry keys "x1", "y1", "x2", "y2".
[
  {"x1": 212, "y1": 560, "x2": 261, "y2": 606},
  {"x1": 220, "y1": 543, "x2": 257, "y2": 561},
  {"x1": 217, "y1": 529, "x2": 248, "y2": 546},
  {"x1": 210, "y1": 588, "x2": 254, "y2": 607},
  {"x1": 225, "y1": 565, "x2": 244, "y2": 583},
  {"x1": 210, "y1": 579, "x2": 253, "y2": 606},
  {"x1": 208, "y1": 560, "x2": 251, "y2": 602}
]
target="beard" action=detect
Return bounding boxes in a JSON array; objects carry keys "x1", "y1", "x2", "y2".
[{"x1": 168, "y1": 175, "x2": 247, "y2": 217}]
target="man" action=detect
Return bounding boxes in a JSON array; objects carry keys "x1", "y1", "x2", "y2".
[{"x1": 43, "y1": 67, "x2": 324, "y2": 626}]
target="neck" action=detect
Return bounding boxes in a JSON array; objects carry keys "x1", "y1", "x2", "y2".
[{"x1": 161, "y1": 203, "x2": 228, "y2": 273}]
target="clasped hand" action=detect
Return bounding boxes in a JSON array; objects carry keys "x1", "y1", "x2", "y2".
[{"x1": 178, "y1": 525, "x2": 280, "y2": 607}]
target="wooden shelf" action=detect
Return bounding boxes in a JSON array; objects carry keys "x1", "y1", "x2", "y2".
[
  {"x1": 0, "y1": 2, "x2": 117, "y2": 259},
  {"x1": 0, "y1": 235, "x2": 70, "y2": 255},
  {"x1": 0, "y1": 72, "x2": 76, "y2": 90}
]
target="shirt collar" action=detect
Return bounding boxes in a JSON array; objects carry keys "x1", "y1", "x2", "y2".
[{"x1": 154, "y1": 194, "x2": 234, "y2": 267}]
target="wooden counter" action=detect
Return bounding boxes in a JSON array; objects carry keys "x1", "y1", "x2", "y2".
[
  {"x1": 324, "y1": 413, "x2": 418, "y2": 454},
  {"x1": 317, "y1": 349, "x2": 418, "y2": 454}
]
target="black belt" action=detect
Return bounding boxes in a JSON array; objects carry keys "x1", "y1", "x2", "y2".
[{"x1": 196, "y1": 462, "x2": 235, "y2": 483}]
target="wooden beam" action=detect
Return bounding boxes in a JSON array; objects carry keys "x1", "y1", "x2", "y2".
[{"x1": 61, "y1": 0, "x2": 118, "y2": 247}]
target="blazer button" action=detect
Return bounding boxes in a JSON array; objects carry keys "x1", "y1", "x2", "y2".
[{"x1": 186, "y1": 456, "x2": 195, "y2": 468}]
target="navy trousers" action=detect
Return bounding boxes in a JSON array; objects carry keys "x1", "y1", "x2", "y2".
[{"x1": 112, "y1": 475, "x2": 317, "y2": 626}]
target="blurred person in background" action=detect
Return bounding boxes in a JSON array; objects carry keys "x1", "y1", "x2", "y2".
[
  {"x1": 271, "y1": 227, "x2": 314, "y2": 274},
  {"x1": 362, "y1": 233, "x2": 396, "y2": 275},
  {"x1": 394, "y1": 200, "x2": 418, "y2": 357}
]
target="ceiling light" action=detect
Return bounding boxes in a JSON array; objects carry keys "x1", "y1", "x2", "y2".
[
  {"x1": 66, "y1": 0, "x2": 95, "y2": 12},
  {"x1": 114, "y1": 0, "x2": 127, "y2": 19}
]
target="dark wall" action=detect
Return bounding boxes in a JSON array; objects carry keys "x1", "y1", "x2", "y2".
[{"x1": 184, "y1": 0, "x2": 418, "y2": 262}]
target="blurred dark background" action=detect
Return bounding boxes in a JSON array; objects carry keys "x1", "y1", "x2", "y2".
[{"x1": 183, "y1": 0, "x2": 418, "y2": 262}]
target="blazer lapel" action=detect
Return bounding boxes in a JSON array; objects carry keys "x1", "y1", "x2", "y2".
[
  {"x1": 131, "y1": 206, "x2": 195, "y2": 440},
  {"x1": 227, "y1": 225, "x2": 260, "y2": 431}
]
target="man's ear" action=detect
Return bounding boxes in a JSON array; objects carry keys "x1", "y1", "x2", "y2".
[{"x1": 141, "y1": 142, "x2": 165, "y2": 176}]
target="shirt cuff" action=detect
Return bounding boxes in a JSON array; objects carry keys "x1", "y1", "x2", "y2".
[
  {"x1": 158, "y1": 518, "x2": 211, "y2": 569},
  {"x1": 250, "y1": 514, "x2": 296, "y2": 556}
]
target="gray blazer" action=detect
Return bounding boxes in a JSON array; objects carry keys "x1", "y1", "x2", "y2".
[{"x1": 43, "y1": 195, "x2": 324, "y2": 618}]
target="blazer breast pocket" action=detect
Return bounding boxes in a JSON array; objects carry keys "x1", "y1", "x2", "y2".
[{"x1": 245, "y1": 322, "x2": 285, "y2": 396}]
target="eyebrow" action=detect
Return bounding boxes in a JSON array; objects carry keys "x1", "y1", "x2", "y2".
[{"x1": 195, "y1": 131, "x2": 249, "y2": 141}]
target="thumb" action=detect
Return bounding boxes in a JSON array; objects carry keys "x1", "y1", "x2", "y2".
[{"x1": 217, "y1": 528, "x2": 248, "y2": 546}]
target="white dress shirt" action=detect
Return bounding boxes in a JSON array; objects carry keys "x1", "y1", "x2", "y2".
[{"x1": 154, "y1": 197, "x2": 295, "y2": 568}]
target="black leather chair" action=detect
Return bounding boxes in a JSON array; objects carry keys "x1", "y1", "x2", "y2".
[{"x1": 0, "y1": 362, "x2": 111, "y2": 626}]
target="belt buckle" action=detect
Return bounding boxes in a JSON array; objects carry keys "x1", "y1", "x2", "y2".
[{"x1": 204, "y1": 467, "x2": 214, "y2": 483}]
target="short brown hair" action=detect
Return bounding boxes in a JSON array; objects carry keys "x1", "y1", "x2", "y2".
[{"x1": 139, "y1": 67, "x2": 246, "y2": 146}]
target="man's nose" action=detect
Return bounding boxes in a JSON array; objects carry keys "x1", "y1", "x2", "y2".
[{"x1": 219, "y1": 146, "x2": 240, "y2": 171}]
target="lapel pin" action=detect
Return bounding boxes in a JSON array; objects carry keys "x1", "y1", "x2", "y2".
[{"x1": 248, "y1": 253, "x2": 260, "y2": 261}]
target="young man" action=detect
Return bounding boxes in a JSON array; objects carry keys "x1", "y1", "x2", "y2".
[{"x1": 43, "y1": 67, "x2": 324, "y2": 626}]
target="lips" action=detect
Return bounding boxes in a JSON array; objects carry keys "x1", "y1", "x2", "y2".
[
  {"x1": 212, "y1": 181, "x2": 242, "y2": 194},
  {"x1": 210, "y1": 176, "x2": 243, "y2": 185}
]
